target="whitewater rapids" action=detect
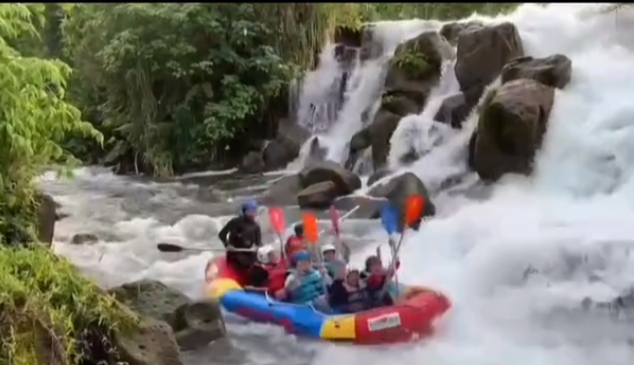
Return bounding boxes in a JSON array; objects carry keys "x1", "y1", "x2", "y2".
[{"x1": 40, "y1": 4, "x2": 634, "y2": 365}]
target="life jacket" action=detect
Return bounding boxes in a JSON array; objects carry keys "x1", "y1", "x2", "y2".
[
  {"x1": 264, "y1": 261, "x2": 288, "y2": 294},
  {"x1": 343, "y1": 283, "x2": 370, "y2": 313},
  {"x1": 285, "y1": 236, "x2": 304, "y2": 257},
  {"x1": 287, "y1": 269, "x2": 325, "y2": 304}
]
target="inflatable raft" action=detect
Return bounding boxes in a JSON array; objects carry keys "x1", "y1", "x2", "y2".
[{"x1": 206, "y1": 257, "x2": 451, "y2": 345}]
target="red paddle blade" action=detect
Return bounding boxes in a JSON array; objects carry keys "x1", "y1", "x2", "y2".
[
  {"x1": 302, "y1": 213, "x2": 319, "y2": 244},
  {"x1": 268, "y1": 207, "x2": 286, "y2": 235},
  {"x1": 328, "y1": 206, "x2": 340, "y2": 237},
  {"x1": 405, "y1": 195, "x2": 425, "y2": 227}
]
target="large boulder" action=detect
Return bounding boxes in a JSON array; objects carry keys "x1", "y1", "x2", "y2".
[
  {"x1": 501, "y1": 54, "x2": 573, "y2": 89},
  {"x1": 439, "y1": 21, "x2": 483, "y2": 46},
  {"x1": 261, "y1": 174, "x2": 303, "y2": 206},
  {"x1": 262, "y1": 134, "x2": 300, "y2": 171},
  {"x1": 110, "y1": 280, "x2": 226, "y2": 351},
  {"x1": 238, "y1": 151, "x2": 265, "y2": 174},
  {"x1": 360, "y1": 24, "x2": 383, "y2": 62},
  {"x1": 35, "y1": 192, "x2": 56, "y2": 246},
  {"x1": 299, "y1": 161, "x2": 362, "y2": 196},
  {"x1": 455, "y1": 22, "x2": 524, "y2": 103},
  {"x1": 297, "y1": 181, "x2": 338, "y2": 209},
  {"x1": 335, "y1": 173, "x2": 436, "y2": 222},
  {"x1": 434, "y1": 92, "x2": 473, "y2": 129},
  {"x1": 365, "y1": 31, "x2": 453, "y2": 169},
  {"x1": 472, "y1": 79, "x2": 555, "y2": 181},
  {"x1": 369, "y1": 172, "x2": 436, "y2": 230},
  {"x1": 114, "y1": 315, "x2": 183, "y2": 365},
  {"x1": 368, "y1": 168, "x2": 394, "y2": 187}
]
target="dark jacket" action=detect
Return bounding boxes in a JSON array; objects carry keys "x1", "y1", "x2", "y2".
[
  {"x1": 218, "y1": 216, "x2": 262, "y2": 269},
  {"x1": 328, "y1": 279, "x2": 371, "y2": 314},
  {"x1": 361, "y1": 271, "x2": 394, "y2": 307}
]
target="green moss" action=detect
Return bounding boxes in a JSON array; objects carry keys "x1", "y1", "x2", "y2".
[
  {"x1": 0, "y1": 245, "x2": 138, "y2": 365},
  {"x1": 393, "y1": 47, "x2": 434, "y2": 80}
]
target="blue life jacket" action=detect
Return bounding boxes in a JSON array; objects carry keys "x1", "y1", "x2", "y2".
[{"x1": 288, "y1": 269, "x2": 326, "y2": 304}]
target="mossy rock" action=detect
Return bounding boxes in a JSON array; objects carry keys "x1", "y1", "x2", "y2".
[
  {"x1": 0, "y1": 245, "x2": 138, "y2": 365},
  {"x1": 109, "y1": 280, "x2": 226, "y2": 351}
]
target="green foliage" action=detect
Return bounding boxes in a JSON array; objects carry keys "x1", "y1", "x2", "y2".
[
  {"x1": 0, "y1": 245, "x2": 137, "y2": 365},
  {"x1": 61, "y1": 4, "x2": 338, "y2": 176},
  {"x1": 394, "y1": 48, "x2": 432, "y2": 80},
  {"x1": 54, "y1": 3, "x2": 520, "y2": 177},
  {"x1": 0, "y1": 3, "x2": 102, "y2": 246}
]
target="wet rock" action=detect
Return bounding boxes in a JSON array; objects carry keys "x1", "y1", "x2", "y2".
[
  {"x1": 262, "y1": 134, "x2": 300, "y2": 171},
  {"x1": 368, "y1": 110, "x2": 402, "y2": 170},
  {"x1": 334, "y1": 45, "x2": 359, "y2": 70},
  {"x1": 439, "y1": 21, "x2": 483, "y2": 46},
  {"x1": 399, "y1": 149, "x2": 420, "y2": 166},
  {"x1": 278, "y1": 117, "x2": 311, "y2": 149},
  {"x1": 71, "y1": 233, "x2": 99, "y2": 245},
  {"x1": 238, "y1": 151, "x2": 265, "y2": 174},
  {"x1": 455, "y1": 22, "x2": 524, "y2": 103},
  {"x1": 334, "y1": 25, "x2": 362, "y2": 47},
  {"x1": 501, "y1": 54, "x2": 573, "y2": 89},
  {"x1": 467, "y1": 130, "x2": 477, "y2": 170},
  {"x1": 360, "y1": 25, "x2": 383, "y2": 61},
  {"x1": 345, "y1": 128, "x2": 371, "y2": 170},
  {"x1": 434, "y1": 92, "x2": 473, "y2": 129},
  {"x1": 262, "y1": 174, "x2": 303, "y2": 206},
  {"x1": 472, "y1": 79, "x2": 555, "y2": 181},
  {"x1": 368, "y1": 31, "x2": 453, "y2": 169},
  {"x1": 36, "y1": 192, "x2": 56, "y2": 246},
  {"x1": 299, "y1": 161, "x2": 362, "y2": 196},
  {"x1": 110, "y1": 280, "x2": 226, "y2": 351},
  {"x1": 297, "y1": 181, "x2": 338, "y2": 209},
  {"x1": 307, "y1": 137, "x2": 327, "y2": 163},
  {"x1": 114, "y1": 315, "x2": 183, "y2": 365},
  {"x1": 333, "y1": 196, "x2": 383, "y2": 220},
  {"x1": 369, "y1": 172, "x2": 435, "y2": 230},
  {"x1": 368, "y1": 168, "x2": 393, "y2": 187}
]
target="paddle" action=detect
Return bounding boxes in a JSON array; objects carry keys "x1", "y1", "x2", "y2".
[
  {"x1": 302, "y1": 212, "x2": 329, "y2": 293},
  {"x1": 268, "y1": 207, "x2": 287, "y2": 260},
  {"x1": 380, "y1": 202, "x2": 401, "y2": 289},
  {"x1": 382, "y1": 195, "x2": 426, "y2": 296},
  {"x1": 328, "y1": 205, "x2": 351, "y2": 263},
  {"x1": 157, "y1": 242, "x2": 257, "y2": 253}
]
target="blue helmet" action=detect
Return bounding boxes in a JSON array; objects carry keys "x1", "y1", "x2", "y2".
[
  {"x1": 241, "y1": 200, "x2": 258, "y2": 213},
  {"x1": 292, "y1": 250, "x2": 310, "y2": 264}
]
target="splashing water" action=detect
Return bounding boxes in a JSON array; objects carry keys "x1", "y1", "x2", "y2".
[
  {"x1": 38, "y1": 4, "x2": 634, "y2": 365},
  {"x1": 317, "y1": 4, "x2": 634, "y2": 365}
]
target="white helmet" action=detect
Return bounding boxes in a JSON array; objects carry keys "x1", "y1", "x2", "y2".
[
  {"x1": 321, "y1": 243, "x2": 336, "y2": 253},
  {"x1": 257, "y1": 245, "x2": 275, "y2": 263}
]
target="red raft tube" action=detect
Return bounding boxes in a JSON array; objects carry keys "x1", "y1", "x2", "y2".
[{"x1": 206, "y1": 257, "x2": 451, "y2": 345}]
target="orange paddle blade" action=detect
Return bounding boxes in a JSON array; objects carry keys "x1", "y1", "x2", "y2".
[
  {"x1": 405, "y1": 195, "x2": 425, "y2": 227},
  {"x1": 268, "y1": 207, "x2": 286, "y2": 235},
  {"x1": 302, "y1": 213, "x2": 319, "y2": 243}
]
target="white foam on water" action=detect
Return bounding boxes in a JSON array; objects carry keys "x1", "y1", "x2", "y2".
[
  {"x1": 313, "y1": 3, "x2": 634, "y2": 365},
  {"x1": 37, "y1": 3, "x2": 634, "y2": 365}
]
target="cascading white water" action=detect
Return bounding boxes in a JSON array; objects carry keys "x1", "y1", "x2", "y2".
[
  {"x1": 312, "y1": 4, "x2": 634, "y2": 365},
  {"x1": 37, "y1": 4, "x2": 634, "y2": 365}
]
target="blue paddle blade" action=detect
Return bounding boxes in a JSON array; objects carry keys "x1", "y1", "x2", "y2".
[{"x1": 380, "y1": 203, "x2": 400, "y2": 235}]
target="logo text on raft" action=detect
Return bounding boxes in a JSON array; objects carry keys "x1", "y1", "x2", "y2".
[
  {"x1": 367, "y1": 312, "x2": 402, "y2": 332},
  {"x1": 236, "y1": 306, "x2": 294, "y2": 331}
]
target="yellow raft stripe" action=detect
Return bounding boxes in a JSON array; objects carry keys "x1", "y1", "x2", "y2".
[
  {"x1": 320, "y1": 314, "x2": 356, "y2": 340},
  {"x1": 207, "y1": 276, "x2": 357, "y2": 341},
  {"x1": 208, "y1": 278, "x2": 242, "y2": 299}
]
